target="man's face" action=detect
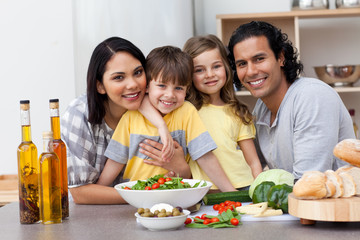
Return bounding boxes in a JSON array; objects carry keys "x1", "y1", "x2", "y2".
[{"x1": 233, "y1": 35, "x2": 286, "y2": 103}]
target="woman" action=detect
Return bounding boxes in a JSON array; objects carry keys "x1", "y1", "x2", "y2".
[{"x1": 61, "y1": 37, "x2": 188, "y2": 204}]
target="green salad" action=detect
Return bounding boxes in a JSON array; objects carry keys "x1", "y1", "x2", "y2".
[{"x1": 123, "y1": 174, "x2": 207, "y2": 190}]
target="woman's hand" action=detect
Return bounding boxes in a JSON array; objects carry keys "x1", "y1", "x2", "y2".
[{"x1": 139, "y1": 139, "x2": 191, "y2": 179}]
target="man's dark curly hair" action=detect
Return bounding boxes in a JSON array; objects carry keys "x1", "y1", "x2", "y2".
[{"x1": 227, "y1": 21, "x2": 303, "y2": 89}]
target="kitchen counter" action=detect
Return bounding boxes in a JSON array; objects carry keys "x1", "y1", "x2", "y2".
[{"x1": 1, "y1": 202, "x2": 360, "y2": 240}]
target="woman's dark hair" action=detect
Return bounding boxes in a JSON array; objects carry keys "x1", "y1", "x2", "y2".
[
  {"x1": 87, "y1": 37, "x2": 146, "y2": 125},
  {"x1": 228, "y1": 21, "x2": 303, "y2": 89}
]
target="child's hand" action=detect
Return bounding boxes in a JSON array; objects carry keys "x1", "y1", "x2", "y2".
[{"x1": 158, "y1": 126, "x2": 174, "y2": 162}]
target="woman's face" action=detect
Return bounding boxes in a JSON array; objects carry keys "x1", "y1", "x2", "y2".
[{"x1": 97, "y1": 51, "x2": 146, "y2": 114}]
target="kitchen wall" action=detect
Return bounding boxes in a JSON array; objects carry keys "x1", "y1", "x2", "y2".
[
  {"x1": 1, "y1": 0, "x2": 359, "y2": 175},
  {"x1": 0, "y1": 0, "x2": 75, "y2": 175}
]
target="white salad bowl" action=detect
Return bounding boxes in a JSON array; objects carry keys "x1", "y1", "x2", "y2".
[
  {"x1": 114, "y1": 179, "x2": 212, "y2": 209},
  {"x1": 135, "y1": 209, "x2": 191, "y2": 231}
]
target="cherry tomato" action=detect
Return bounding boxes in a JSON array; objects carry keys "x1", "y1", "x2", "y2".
[
  {"x1": 220, "y1": 202, "x2": 225, "y2": 208},
  {"x1": 210, "y1": 217, "x2": 220, "y2": 223},
  {"x1": 123, "y1": 187, "x2": 131, "y2": 190},
  {"x1": 180, "y1": 181, "x2": 184, "y2": 184},
  {"x1": 157, "y1": 178, "x2": 165, "y2": 184},
  {"x1": 165, "y1": 177, "x2": 172, "y2": 182},
  {"x1": 201, "y1": 213, "x2": 208, "y2": 219},
  {"x1": 203, "y1": 219, "x2": 211, "y2": 225},
  {"x1": 184, "y1": 218, "x2": 192, "y2": 224},
  {"x1": 213, "y1": 204, "x2": 220, "y2": 211},
  {"x1": 224, "y1": 200, "x2": 232, "y2": 206},
  {"x1": 230, "y1": 218, "x2": 239, "y2": 226},
  {"x1": 151, "y1": 183, "x2": 160, "y2": 189},
  {"x1": 235, "y1": 202, "x2": 242, "y2": 207},
  {"x1": 144, "y1": 186, "x2": 151, "y2": 190}
]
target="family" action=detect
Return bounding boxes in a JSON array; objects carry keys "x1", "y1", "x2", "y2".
[{"x1": 61, "y1": 21, "x2": 355, "y2": 204}]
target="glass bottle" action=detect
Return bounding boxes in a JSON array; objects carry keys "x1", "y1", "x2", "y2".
[
  {"x1": 17, "y1": 100, "x2": 40, "y2": 224},
  {"x1": 49, "y1": 99, "x2": 69, "y2": 219},
  {"x1": 349, "y1": 109, "x2": 359, "y2": 139},
  {"x1": 39, "y1": 131, "x2": 62, "y2": 224}
]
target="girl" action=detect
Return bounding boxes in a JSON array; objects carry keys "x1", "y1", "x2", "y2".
[{"x1": 183, "y1": 34, "x2": 262, "y2": 190}]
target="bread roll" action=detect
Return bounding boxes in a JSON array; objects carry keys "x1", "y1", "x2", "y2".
[
  {"x1": 325, "y1": 179, "x2": 336, "y2": 198},
  {"x1": 336, "y1": 165, "x2": 360, "y2": 196},
  {"x1": 338, "y1": 172, "x2": 355, "y2": 198},
  {"x1": 333, "y1": 139, "x2": 360, "y2": 167},
  {"x1": 293, "y1": 171, "x2": 327, "y2": 199},
  {"x1": 325, "y1": 170, "x2": 343, "y2": 198}
]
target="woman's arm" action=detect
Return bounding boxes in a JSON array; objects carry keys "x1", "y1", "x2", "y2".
[
  {"x1": 96, "y1": 159, "x2": 125, "y2": 186},
  {"x1": 238, "y1": 139, "x2": 263, "y2": 179},
  {"x1": 70, "y1": 184, "x2": 126, "y2": 205},
  {"x1": 140, "y1": 139, "x2": 191, "y2": 179},
  {"x1": 139, "y1": 95, "x2": 174, "y2": 162},
  {"x1": 196, "y1": 152, "x2": 236, "y2": 192}
]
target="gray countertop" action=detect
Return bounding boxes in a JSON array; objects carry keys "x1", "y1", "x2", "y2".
[{"x1": 1, "y1": 202, "x2": 360, "y2": 240}]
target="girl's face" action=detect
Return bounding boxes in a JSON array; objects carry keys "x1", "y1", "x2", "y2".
[
  {"x1": 192, "y1": 48, "x2": 227, "y2": 103},
  {"x1": 97, "y1": 51, "x2": 146, "y2": 115}
]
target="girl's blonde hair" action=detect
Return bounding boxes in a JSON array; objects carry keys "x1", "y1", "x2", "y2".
[{"x1": 183, "y1": 34, "x2": 253, "y2": 124}]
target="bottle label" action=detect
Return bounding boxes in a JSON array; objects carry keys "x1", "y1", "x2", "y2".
[
  {"x1": 21, "y1": 110, "x2": 30, "y2": 125},
  {"x1": 50, "y1": 108, "x2": 59, "y2": 117}
]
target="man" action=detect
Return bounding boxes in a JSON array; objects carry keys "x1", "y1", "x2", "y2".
[{"x1": 227, "y1": 21, "x2": 354, "y2": 179}]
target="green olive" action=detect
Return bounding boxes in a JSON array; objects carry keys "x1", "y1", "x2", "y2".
[
  {"x1": 158, "y1": 212, "x2": 167, "y2": 218},
  {"x1": 137, "y1": 208, "x2": 144, "y2": 214}
]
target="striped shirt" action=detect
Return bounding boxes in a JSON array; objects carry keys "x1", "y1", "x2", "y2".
[{"x1": 61, "y1": 94, "x2": 124, "y2": 188}]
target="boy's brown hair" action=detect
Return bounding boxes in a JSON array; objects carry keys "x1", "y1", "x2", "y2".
[{"x1": 146, "y1": 46, "x2": 193, "y2": 87}]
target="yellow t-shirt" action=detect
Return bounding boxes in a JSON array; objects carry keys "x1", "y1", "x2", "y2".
[
  {"x1": 188, "y1": 104, "x2": 256, "y2": 189},
  {"x1": 105, "y1": 101, "x2": 217, "y2": 181}
]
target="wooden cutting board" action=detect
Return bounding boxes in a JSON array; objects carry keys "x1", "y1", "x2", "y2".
[{"x1": 288, "y1": 193, "x2": 360, "y2": 223}]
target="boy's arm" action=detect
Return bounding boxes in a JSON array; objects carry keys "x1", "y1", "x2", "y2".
[
  {"x1": 138, "y1": 94, "x2": 174, "y2": 162},
  {"x1": 96, "y1": 159, "x2": 125, "y2": 186},
  {"x1": 196, "y1": 152, "x2": 236, "y2": 192},
  {"x1": 238, "y1": 139, "x2": 263, "y2": 179}
]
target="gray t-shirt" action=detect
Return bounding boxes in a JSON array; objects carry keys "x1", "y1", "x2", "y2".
[{"x1": 253, "y1": 77, "x2": 354, "y2": 179}]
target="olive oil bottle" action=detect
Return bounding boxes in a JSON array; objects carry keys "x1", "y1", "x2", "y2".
[
  {"x1": 39, "y1": 131, "x2": 62, "y2": 224},
  {"x1": 17, "y1": 100, "x2": 40, "y2": 224},
  {"x1": 49, "y1": 99, "x2": 69, "y2": 219}
]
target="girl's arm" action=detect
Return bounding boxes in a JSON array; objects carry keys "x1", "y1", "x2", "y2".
[
  {"x1": 197, "y1": 152, "x2": 236, "y2": 192},
  {"x1": 96, "y1": 159, "x2": 125, "y2": 186},
  {"x1": 70, "y1": 184, "x2": 126, "y2": 205},
  {"x1": 138, "y1": 94, "x2": 174, "y2": 162},
  {"x1": 238, "y1": 139, "x2": 263, "y2": 179},
  {"x1": 140, "y1": 139, "x2": 191, "y2": 179}
]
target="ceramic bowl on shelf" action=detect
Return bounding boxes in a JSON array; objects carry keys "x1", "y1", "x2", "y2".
[
  {"x1": 314, "y1": 64, "x2": 360, "y2": 87},
  {"x1": 292, "y1": 0, "x2": 329, "y2": 10},
  {"x1": 114, "y1": 179, "x2": 212, "y2": 209},
  {"x1": 135, "y1": 209, "x2": 190, "y2": 231},
  {"x1": 336, "y1": 0, "x2": 360, "y2": 8}
]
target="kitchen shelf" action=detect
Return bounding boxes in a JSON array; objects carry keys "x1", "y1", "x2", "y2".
[
  {"x1": 216, "y1": 8, "x2": 360, "y2": 53},
  {"x1": 235, "y1": 86, "x2": 360, "y2": 96}
]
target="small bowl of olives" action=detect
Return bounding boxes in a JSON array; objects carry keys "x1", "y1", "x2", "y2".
[{"x1": 135, "y1": 204, "x2": 191, "y2": 231}]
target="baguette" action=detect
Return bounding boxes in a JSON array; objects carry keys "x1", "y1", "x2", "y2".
[
  {"x1": 333, "y1": 139, "x2": 360, "y2": 167},
  {"x1": 325, "y1": 170, "x2": 343, "y2": 198},
  {"x1": 336, "y1": 165, "x2": 360, "y2": 196}
]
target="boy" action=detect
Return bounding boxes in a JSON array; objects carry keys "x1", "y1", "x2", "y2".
[{"x1": 97, "y1": 46, "x2": 235, "y2": 192}]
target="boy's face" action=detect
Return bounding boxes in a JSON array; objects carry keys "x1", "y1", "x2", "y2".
[{"x1": 147, "y1": 76, "x2": 187, "y2": 116}]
